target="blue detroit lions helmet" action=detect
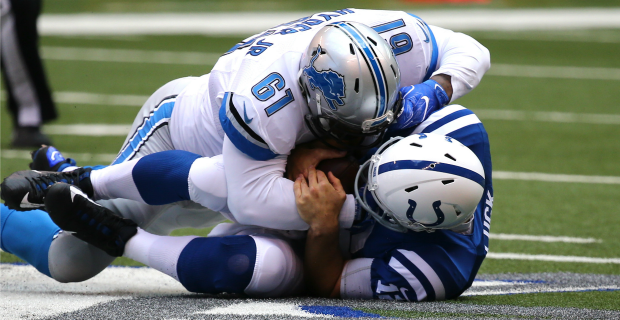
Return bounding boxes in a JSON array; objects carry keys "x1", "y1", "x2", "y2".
[
  {"x1": 299, "y1": 21, "x2": 401, "y2": 149},
  {"x1": 354, "y1": 133, "x2": 485, "y2": 233}
]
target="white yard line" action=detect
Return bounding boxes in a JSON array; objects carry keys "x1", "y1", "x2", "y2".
[
  {"x1": 1, "y1": 90, "x2": 149, "y2": 106},
  {"x1": 43, "y1": 124, "x2": 132, "y2": 136},
  {"x1": 41, "y1": 46, "x2": 220, "y2": 65},
  {"x1": 474, "y1": 31, "x2": 620, "y2": 44},
  {"x1": 462, "y1": 285, "x2": 620, "y2": 296},
  {"x1": 4, "y1": 147, "x2": 620, "y2": 184},
  {"x1": 196, "y1": 302, "x2": 329, "y2": 318},
  {"x1": 38, "y1": 9, "x2": 620, "y2": 36},
  {"x1": 489, "y1": 234, "x2": 602, "y2": 243},
  {"x1": 472, "y1": 109, "x2": 620, "y2": 125},
  {"x1": 493, "y1": 171, "x2": 620, "y2": 185},
  {"x1": 486, "y1": 252, "x2": 620, "y2": 264},
  {"x1": 1, "y1": 149, "x2": 117, "y2": 163},
  {"x1": 488, "y1": 64, "x2": 620, "y2": 81},
  {"x1": 39, "y1": 46, "x2": 620, "y2": 82}
]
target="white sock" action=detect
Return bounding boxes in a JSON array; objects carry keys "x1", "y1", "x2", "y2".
[
  {"x1": 123, "y1": 228, "x2": 198, "y2": 281},
  {"x1": 90, "y1": 159, "x2": 142, "y2": 202}
]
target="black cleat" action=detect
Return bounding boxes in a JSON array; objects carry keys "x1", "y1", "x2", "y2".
[
  {"x1": 30, "y1": 145, "x2": 77, "y2": 171},
  {"x1": 1, "y1": 168, "x2": 93, "y2": 210},
  {"x1": 45, "y1": 183, "x2": 137, "y2": 257}
]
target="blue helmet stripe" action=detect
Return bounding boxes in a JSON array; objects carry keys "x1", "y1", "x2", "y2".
[
  {"x1": 378, "y1": 160, "x2": 485, "y2": 188},
  {"x1": 335, "y1": 22, "x2": 388, "y2": 118}
]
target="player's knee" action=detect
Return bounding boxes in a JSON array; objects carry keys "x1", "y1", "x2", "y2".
[
  {"x1": 175, "y1": 235, "x2": 302, "y2": 297},
  {"x1": 48, "y1": 232, "x2": 115, "y2": 283},
  {"x1": 244, "y1": 235, "x2": 303, "y2": 297},
  {"x1": 176, "y1": 235, "x2": 257, "y2": 295}
]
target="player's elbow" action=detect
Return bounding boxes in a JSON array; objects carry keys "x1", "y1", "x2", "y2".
[
  {"x1": 228, "y1": 200, "x2": 263, "y2": 226},
  {"x1": 479, "y1": 44, "x2": 491, "y2": 74}
]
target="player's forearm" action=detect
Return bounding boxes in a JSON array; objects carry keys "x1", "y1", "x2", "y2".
[
  {"x1": 304, "y1": 224, "x2": 345, "y2": 298},
  {"x1": 430, "y1": 74, "x2": 453, "y2": 101},
  {"x1": 223, "y1": 138, "x2": 355, "y2": 230}
]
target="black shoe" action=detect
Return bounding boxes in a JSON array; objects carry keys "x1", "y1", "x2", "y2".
[
  {"x1": 11, "y1": 126, "x2": 53, "y2": 149},
  {"x1": 45, "y1": 183, "x2": 137, "y2": 257},
  {"x1": 30, "y1": 145, "x2": 77, "y2": 171},
  {"x1": 1, "y1": 168, "x2": 93, "y2": 210}
]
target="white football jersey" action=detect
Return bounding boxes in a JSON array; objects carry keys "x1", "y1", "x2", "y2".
[{"x1": 172, "y1": 9, "x2": 441, "y2": 160}]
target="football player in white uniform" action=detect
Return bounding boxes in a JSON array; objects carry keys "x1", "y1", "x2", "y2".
[
  {"x1": 1, "y1": 9, "x2": 490, "y2": 291},
  {"x1": 4, "y1": 8, "x2": 489, "y2": 229}
]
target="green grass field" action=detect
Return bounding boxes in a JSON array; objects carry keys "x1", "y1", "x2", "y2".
[{"x1": 1, "y1": 0, "x2": 620, "y2": 316}]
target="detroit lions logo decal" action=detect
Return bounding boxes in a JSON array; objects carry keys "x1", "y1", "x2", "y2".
[{"x1": 302, "y1": 45, "x2": 346, "y2": 110}]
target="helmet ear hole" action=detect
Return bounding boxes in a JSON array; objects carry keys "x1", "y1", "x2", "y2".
[{"x1": 354, "y1": 79, "x2": 359, "y2": 93}]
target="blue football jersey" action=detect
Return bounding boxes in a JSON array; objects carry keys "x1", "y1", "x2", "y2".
[{"x1": 352, "y1": 105, "x2": 493, "y2": 301}]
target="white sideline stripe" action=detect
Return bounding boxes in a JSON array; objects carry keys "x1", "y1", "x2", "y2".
[
  {"x1": 488, "y1": 64, "x2": 620, "y2": 81},
  {"x1": 490, "y1": 233, "x2": 602, "y2": 243},
  {"x1": 487, "y1": 252, "x2": 620, "y2": 264},
  {"x1": 196, "y1": 302, "x2": 329, "y2": 318},
  {"x1": 474, "y1": 109, "x2": 620, "y2": 125},
  {"x1": 493, "y1": 171, "x2": 620, "y2": 185},
  {"x1": 43, "y1": 124, "x2": 132, "y2": 136},
  {"x1": 462, "y1": 285, "x2": 620, "y2": 296},
  {"x1": 1, "y1": 149, "x2": 117, "y2": 163},
  {"x1": 41, "y1": 46, "x2": 220, "y2": 65},
  {"x1": 37, "y1": 9, "x2": 620, "y2": 36},
  {"x1": 0, "y1": 90, "x2": 147, "y2": 107}
]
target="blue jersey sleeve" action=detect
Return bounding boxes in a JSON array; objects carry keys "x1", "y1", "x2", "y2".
[{"x1": 370, "y1": 243, "x2": 470, "y2": 301}]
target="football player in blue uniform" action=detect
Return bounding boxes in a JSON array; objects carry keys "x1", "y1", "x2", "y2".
[{"x1": 1, "y1": 103, "x2": 492, "y2": 300}]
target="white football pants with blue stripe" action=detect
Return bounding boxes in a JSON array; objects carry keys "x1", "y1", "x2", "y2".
[{"x1": 11, "y1": 77, "x2": 304, "y2": 296}]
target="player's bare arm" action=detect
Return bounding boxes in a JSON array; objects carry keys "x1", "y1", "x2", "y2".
[{"x1": 294, "y1": 167, "x2": 347, "y2": 298}]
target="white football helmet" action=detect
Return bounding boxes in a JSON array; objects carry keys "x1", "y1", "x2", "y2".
[
  {"x1": 298, "y1": 21, "x2": 401, "y2": 149},
  {"x1": 354, "y1": 133, "x2": 485, "y2": 232}
]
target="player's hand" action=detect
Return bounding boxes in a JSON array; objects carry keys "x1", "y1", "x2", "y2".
[
  {"x1": 389, "y1": 79, "x2": 449, "y2": 132},
  {"x1": 294, "y1": 167, "x2": 346, "y2": 232},
  {"x1": 286, "y1": 141, "x2": 346, "y2": 180}
]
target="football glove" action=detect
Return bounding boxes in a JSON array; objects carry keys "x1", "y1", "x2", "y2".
[{"x1": 389, "y1": 79, "x2": 449, "y2": 132}]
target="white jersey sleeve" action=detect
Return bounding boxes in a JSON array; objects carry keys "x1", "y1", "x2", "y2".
[
  {"x1": 222, "y1": 137, "x2": 356, "y2": 231},
  {"x1": 430, "y1": 25, "x2": 491, "y2": 102}
]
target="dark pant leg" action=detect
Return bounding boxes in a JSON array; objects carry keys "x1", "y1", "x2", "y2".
[{"x1": 1, "y1": 0, "x2": 57, "y2": 126}]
